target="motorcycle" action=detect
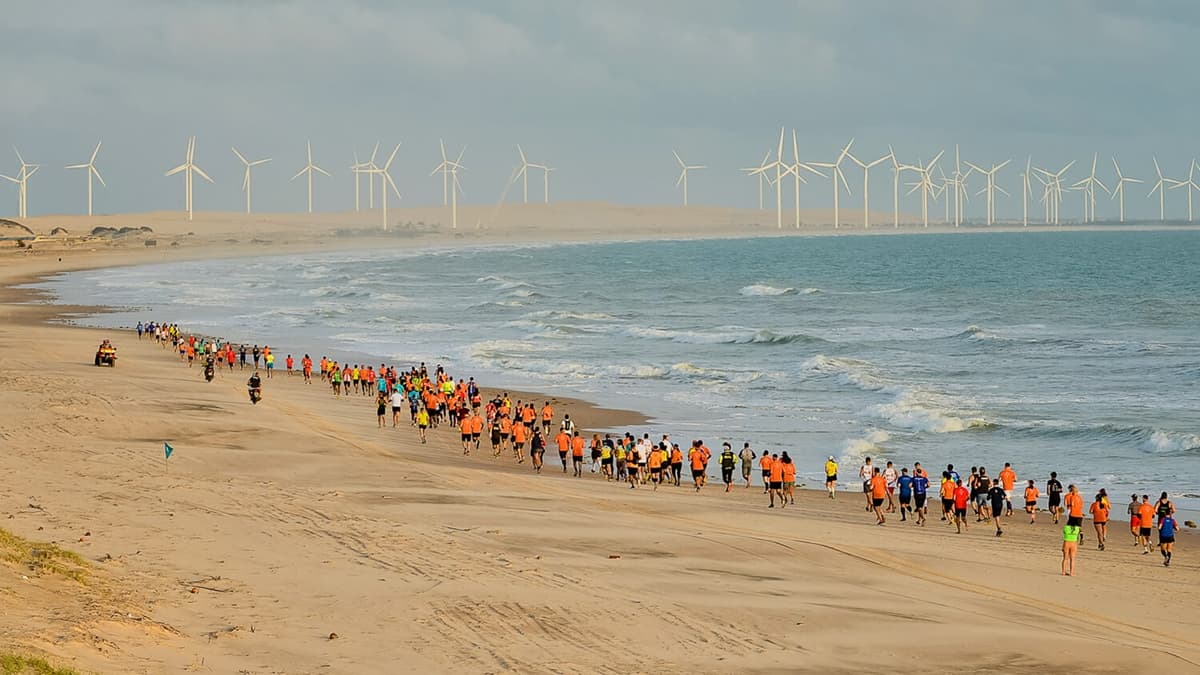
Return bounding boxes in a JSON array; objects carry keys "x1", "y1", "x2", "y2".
[{"x1": 204, "y1": 364, "x2": 215, "y2": 382}]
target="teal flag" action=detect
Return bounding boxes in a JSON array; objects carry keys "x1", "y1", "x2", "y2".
[{"x1": 164, "y1": 442, "x2": 174, "y2": 460}]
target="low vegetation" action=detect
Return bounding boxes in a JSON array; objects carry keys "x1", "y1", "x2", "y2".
[
  {"x1": 0, "y1": 653, "x2": 80, "y2": 675},
  {"x1": 0, "y1": 528, "x2": 89, "y2": 584}
]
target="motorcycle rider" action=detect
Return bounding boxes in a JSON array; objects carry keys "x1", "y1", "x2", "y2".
[
  {"x1": 203, "y1": 356, "x2": 216, "y2": 382},
  {"x1": 247, "y1": 370, "x2": 263, "y2": 403}
]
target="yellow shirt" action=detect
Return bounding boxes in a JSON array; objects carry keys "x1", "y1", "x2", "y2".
[{"x1": 825, "y1": 460, "x2": 838, "y2": 476}]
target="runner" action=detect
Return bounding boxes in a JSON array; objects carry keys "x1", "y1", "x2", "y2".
[
  {"x1": 988, "y1": 478, "x2": 1007, "y2": 537},
  {"x1": 689, "y1": 443, "x2": 707, "y2": 492},
  {"x1": 869, "y1": 467, "x2": 887, "y2": 524},
  {"x1": 1024, "y1": 480, "x2": 1040, "y2": 524},
  {"x1": 530, "y1": 427, "x2": 545, "y2": 473},
  {"x1": 759, "y1": 452, "x2": 774, "y2": 495},
  {"x1": 896, "y1": 467, "x2": 913, "y2": 522},
  {"x1": 459, "y1": 409, "x2": 473, "y2": 454},
  {"x1": 883, "y1": 460, "x2": 899, "y2": 513},
  {"x1": 1089, "y1": 493, "x2": 1109, "y2": 551},
  {"x1": 1137, "y1": 495, "x2": 1155, "y2": 554},
  {"x1": 375, "y1": 391, "x2": 388, "y2": 428},
  {"x1": 1158, "y1": 513, "x2": 1178, "y2": 567},
  {"x1": 912, "y1": 468, "x2": 929, "y2": 526},
  {"x1": 647, "y1": 443, "x2": 664, "y2": 490},
  {"x1": 1046, "y1": 472, "x2": 1064, "y2": 525},
  {"x1": 999, "y1": 462, "x2": 1017, "y2": 516},
  {"x1": 571, "y1": 431, "x2": 586, "y2": 477},
  {"x1": 824, "y1": 455, "x2": 838, "y2": 499},
  {"x1": 939, "y1": 471, "x2": 956, "y2": 524},
  {"x1": 1155, "y1": 492, "x2": 1176, "y2": 525},
  {"x1": 590, "y1": 434, "x2": 602, "y2": 474},
  {"x1": 780, "y1": 452, "x2": 796, "y2": 505},
  {"x1": 1064, "y1": 484, "x2": 1085, "y2": 545},
  {"x1": 1127, "y1": 493, "x2": 1141, "y2": 546},
  {"x1": 540, "y1": 402, "x2": 554, "y2": 435},
  {"x1": 859, "y1": 457, "x2": 875, "y2": 512},
  {"x1": 600, "y1": 437, "x2": 613, "y2": 480},
  {"x1": 1062, "y1": 524, "x2": 1080, "y2": 576},
  {"x1": 739, "y1": 443, "x2": 756, "y2": 489},
  {"x1": 767, "y1": 453, "x2": 784, "y2": 508},
  {"x1": 415, "y1": 406, "x2": 430, "y2": 444},
  {"x1": 669, "y1": 444, "x2": 684, "y2": 486},
  {"x1": 952, "y1": 479, "x2": 970, "y2": 534},
  {"x1": 470, "y1": 410, "x2": 484, "y2": 452}
]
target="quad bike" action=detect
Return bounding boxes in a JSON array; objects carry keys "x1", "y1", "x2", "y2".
[{"x1": 95, "y1": 340, "x2": 117, "y2": 367}]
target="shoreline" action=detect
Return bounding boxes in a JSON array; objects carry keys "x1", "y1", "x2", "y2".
[{"x1": 2, "y1": 217, "x2": 1198, "y2": 673}]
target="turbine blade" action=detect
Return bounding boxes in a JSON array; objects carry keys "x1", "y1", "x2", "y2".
[
  {"x1": 232, "y1": 147, "x2": 248, "y2": 165},
  {"x1": 92, "y1": 166, "x2": 106, "y2": 186},
  {"x1": 193, "y1": 165, "x2": 214, "y2": 183},
  {"x1": 165, "y1": 164, "x2": 187, "y2": 177},
  {"x1": 90, "y1": 141, "x2": 102, "y2": 164}
]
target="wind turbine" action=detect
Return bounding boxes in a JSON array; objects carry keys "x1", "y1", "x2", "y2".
[
  {"x1": 164, "y1": 136, "x2": 213, "y2": 221},
  {"x1": 291, "y1": 141, "x2": 330, "y2": 214},
  {"x1": 964, "y1": 159, "x2": 1010, "y2": 226},
  {"x1": 65, "y1": 142, "x2": 105, "y2": 217},
  {"x1": 1034, "y1": 161, "x2": 1074, "y2": 225},
  {"x1": 810, "y1": 139, "x2": 855, "y2": 228},
  {"x1": 779, "y1": 129, "x2": 826, "y2": 229},
  {"x1": 369, "y1": 143, "x2": 403, "y2": 230},
  {"x1": 0, "y1": 148, "x2": 39, "y2": 219},
  {"x1": 1147, "y1": 157, "x2": 1183, "y2": 222},
  {"x1": 431, "y1": 145, "x2": 465, "y2": 229},
  {"x1": 350, "y1": 142, "x2": 379, "y2": 212},
  {"x1": 847, "y1": 148, "x2": 892, "y2": 228},
  {"x1": 431, "y1": 140, "x2": 452, "y2": 206},
  {"x1": 1070, "y1": 153, "x2": 1109, "y2": 223},
  {"x1": 1168, "y1": 159, "x2": 1200, "y2": 222},
  {"x1": 515, "y1": 145, "x2": 535, "y2": 204},
  {"x1": 742, "y1": 150, "x2": 773, "y2": 210},
  {"x1": 888, "y1": 147, "x2": 917, "y2": 228},
  {"x1": 673, "y1": 151, "x2": 705, "y2": 206},
  {"x1": 535, "y1": 164, "x2": 554, "y2": 204},
  {"x1": 232, "y1": 147, "x2": 271, "y2": 214},
  {"x1": 904, "y1": 151, "x2": 944, "y2": 228},
  {"x1": 747, "y1": 128, "x2": 788, "y2": 228},
  {"x1": 1109, "y1": 157, "x2": 1142, "y2": 223}
]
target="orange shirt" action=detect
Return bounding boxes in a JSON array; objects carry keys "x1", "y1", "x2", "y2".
[
  {"x1": 1024, "y1": 486, "x2": 1039, "y2": 502},
  {"x1": 999, "y1": 468, "x2": 1016, "y2": 491},
  {"x1": 940, "y1": 481, "x2": 955, "y2": 499},
  {"x1": 1089, "y1": 501, "x2": 1109, "y2": 523},
  {"x1": 556, "y1": 432, "x2": 571, "y2": 451},
  {"x1": 522, "y1": 407, "x2": 536, "y2": 424},
  {"x1": 781, "y1": 462, "x2": 796, "y2": 482},
  {"x1": 1138, "y1": 502, "x2": 1155, "y2": 526},
  {"x1": 670, "y1": 448, "x2": 683, "y2": 464},
  {"x1": 513, "y1": 424, "x2": 527, "y2": 443},
  {"x1": 871, "y1": 474, "x2": 887, "y2": 499},
  {"x1": 541, "y1": 405, "x2": 554, "y2": 421},
  {"x1": 769, "y1": 462, "x2": 784, "y2": 483},
  {"x1": 759, "y1": 455, "x2": 773, "y2": 471},
  {"x1": 499, "y1": 417, "x2": 513, "y2": 434},
  {"x1": 648, "y1": 451, "x2": 663, "y2": 470},
  {"x1": 1065, "y1": 492, "x2": 1084, "y2": 518},
  {"x1": 571, "y1": 436, "x2": 586, "y2": 457},
  {"x1": 469, "y1": 415, "x2": 484, "y2": 434},
  {"x1": 689, "y1": 450, "x2": 706, "y2": 470}
]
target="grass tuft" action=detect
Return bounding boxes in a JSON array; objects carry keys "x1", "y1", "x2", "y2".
[
  {"x1": 0, "y1": 529, "x2": 89, "y2": 584},
  {"x1": 0, "y1": 652, "x2": 80, "y2": 675}
]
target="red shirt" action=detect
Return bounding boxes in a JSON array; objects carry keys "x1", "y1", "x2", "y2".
[{"x1": 953, "y1": 486, "x2": 970, "y2": 510}]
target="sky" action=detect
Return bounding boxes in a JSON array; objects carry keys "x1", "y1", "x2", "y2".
[{"x1": 3, "y1": 0, "x2": 1200, "y2": 220}]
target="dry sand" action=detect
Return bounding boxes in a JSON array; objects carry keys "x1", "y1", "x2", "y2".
[{"x1": 1, "y1": 213, "x2": 1199, "y2": 674}]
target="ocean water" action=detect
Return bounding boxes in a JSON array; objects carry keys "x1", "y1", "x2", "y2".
[{"x1": 38, "y1": 231, "x2": 1200, "y2": 507}]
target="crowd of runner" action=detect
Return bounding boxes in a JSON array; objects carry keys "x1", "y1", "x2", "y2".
[{"x1": 137, "y1": 320, "x2": 1185, "y2": 575}]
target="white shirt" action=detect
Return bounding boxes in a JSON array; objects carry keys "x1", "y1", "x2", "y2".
[
  {"x1": 860, "y1": 463, "x2": 873, "y2": 481},
  {"x1": 884, "y1": 467, "x2": 898, "y2": 487}
]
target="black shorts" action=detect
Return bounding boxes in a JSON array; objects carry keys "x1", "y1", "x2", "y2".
[
  {"x1": 1139, "y1": 527, "x2": 1153, "y2": 537},
  {"x1": 899, "y1": 493, "x2": 912, "y2": 505},
  {"x1": 826, "y1": 474, "x2": 837, "y2": 482},
  {"x1": 762, "y1": 469, "x2": 770, "y2": 479},
  {"x1": 500, "y1": 433, "x2": 510, "y2": 441},
  {"x1": 1066, "y1": 515, "x2": 1083, "y2": 527},
  {"x1": 721, "y1": 468, "x2": 734, "y2": 483},
  {"x1": 602, "y1": 457, "x2": 613, "y2": 466},
  {"x1": 872, "y1": 497, "x2": 885, "y2": 508},
  {"x1": 942, "y1": 498, "x2": 954, "y2": 512},
  {"x1": 769, "y1": 481, "x2": 783, "y2": 490},
  {"x1": 914, "y1": 494, "x2": 927, "y2": 509},
  {"x1": 419, "y1": 424, "x2": 428, "y2": 430},
  {"x1": 1025, "y1": 500, "x2": 1037, "y2": 508},
  {"x1": 1160, "y1": 535, "x2": 1175, "y2": 545},
  {"x1": 559, "y1": 451, "x2": 568, "y2": 458},
  {"x1": 491, "y1": 434, "x2": 502, "y2": 444},
  {"x1": 954, "y1": 507, "x2": 967, "y2": 518},
  {"x1": 862, "y1": 481, "x2": 871, "y2": 494},
  {"x1": 573, "y1": 455, "x2": 584, "y2": 463},
  {"x1": 1048, "y1": 496, "x2": 1061, "y2": 508},
  {"x1": 461, "y1": 433, "x2": 471, "y2": 442},
  {"x1": 472, "y1": 433, "x2": 481, "y2": 440},
  {"x1": 650, "y1": 467, "x2": 662, "y2": 476},
  {"x1": 692, "y1": 469, "x2": 705, "y2": 479},
  {"x1": 392, "y1": 406, "x2": 403, "y2": 413}
]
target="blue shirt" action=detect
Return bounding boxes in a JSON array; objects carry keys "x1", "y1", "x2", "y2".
[
  {"x1": 1161, "y1": 517, "x2": 1177, "y2": 538},
  {"x1": 912, "y1": 476, "x2": 929, "y2": 495},
  {"x1": 897, "y1": 475, "x2": 914, "y2": 497}
]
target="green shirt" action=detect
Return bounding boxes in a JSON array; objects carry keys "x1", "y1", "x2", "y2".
[{"x1": 1062, "y1": 525, "x2": 1081, "y2": 543}]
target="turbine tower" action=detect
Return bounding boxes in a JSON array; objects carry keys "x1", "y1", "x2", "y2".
[
  {"x1": 536, "y1": 164, "x2": 554, "y2": 204},
  {"x1": 673, "y1": 151, "x2": 705, "y2": 206},
  {"x1": 515, "y1": 145, "x2": 534, "y2": 203},
  {"x1": 431, "y1": 145, "x2": 465, "y2": 229},
  {"x1": 778, "y1": 129, "x2": 826, "y2": 229},
  {"x1": 232, "y1": 147, "x2": 271, "y2": 214},
  {"x1": 1034, "y1": 161, "x2": 1074, "y2": 225},
  {"x1": 847, "y1": 148, "x2": 892, "y2": 228},
  {"x1": 888, "y1": 146, "x2": 917, "y2": 228},
  {"x1": 1109, "y1": 157, "x2": 1142, "y2": 223},
  {"x1": 810, "y1": 138, "x2": 855, "y2": 229},
  {"x1": 431, "y1": 140, "x2": 453, "y2": 206},
  {"x1": 1147, "y1": 157, "x2": 1183, "y2": 222},
  {"x1": 164, "y1": 137, "x2": 213, "y2": 221},
  {"x1": 65, "y1": 142, "x2": 105, "y2": 217},
  {"x1": 0, "y1": 148, "x2": 39, "y2": 219},
  {"x1": 369, "y1": 143, "x2": 403, "y2": 230},
  {"x1": 741, "y1": 150, "x2": 772, "y2": 210},
  {"x1": 1070, "y1": 153, "x2": 1109, "y2": 223},
  {"x1": 291, "y1": 141, "x2": 330, "y2": 214},
  {"x1": 1168, "y1": 159, "x2": 1200, "y2": 222},
  {"x1": 746, "y1": 128, "x2": 788, "y2": 228},
  {"x1": 904, "y1": 151, "x2": 944, "y2": 228},
  {"x1": 964, "y1": 159, "x2": 1010, "y2": 226},
  {"x1": 351, "y1": 142, "x2": 380, "y2": 212}
]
